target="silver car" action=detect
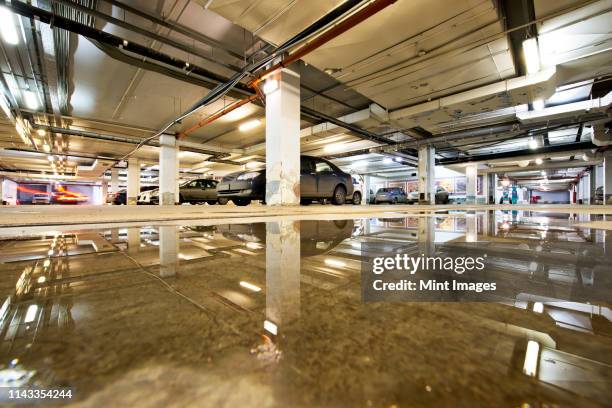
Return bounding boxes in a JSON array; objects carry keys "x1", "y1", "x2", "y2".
[{"x1": 31, "y1": 193, "x2": 51, "y2": 205}]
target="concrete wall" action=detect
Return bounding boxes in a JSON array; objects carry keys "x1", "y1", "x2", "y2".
[{"x1": 533, "y1": 190, "x2": 570, "y2": 204}]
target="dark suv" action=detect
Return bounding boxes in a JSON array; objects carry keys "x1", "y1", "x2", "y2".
[{"x1": 216, "y1": 155, "x2": 358, "y2": 206}]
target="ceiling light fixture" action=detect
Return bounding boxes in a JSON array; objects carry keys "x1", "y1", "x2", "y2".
[
  {"x1": 382, "y1": 157, "x2": 393, "y2": 164},
  {"x1": 238, "y1": 119, "x2": 261, "y2": 132},
  {"x1": 522, "y1": 37, "x2": 540, "y2": 74},
  {"x1": 324, "y1": 143, "x2": 345, "y2": 153},
  {"x1": 36, "y1": 128, "x2": 46, "y2": 137},
  {"x1": 528, "y1": 138, "x2": 538, "y2": 150},
  {"x1": 535, "y1": 158, "x2": 543, "y2": 165},
  {"x1": 0, "y1": 7, "x2": 19, "y2": 45},
  {"x1": 42, "y1": 144, "x2": 50, "y2": 152},
  {"x1": 532, "y1": 99, "x2": 545, "y2": 110},
  {"x1": 22, "y1": 90, "x2": 39, "y2": 110},
  {"x1": 47, "y1": 155, "x2": 54, "y2": 161}
]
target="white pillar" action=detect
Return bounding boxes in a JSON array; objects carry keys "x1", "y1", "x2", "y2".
[
  {"x1": 159, "y1": 134, "x2": 178, "y2": 205},
  {"x1": 482, "y1": 173, "x2": 489, "y2": 205},
  {"x1": 266, "y1": 220, "x2": 300, "y2": 335},
  {"x1": 418, "y1": 146, "x2": 435, "y2": 204},
  {"x1": 127, "y1": 158, "x2": 140, "y2": 205},
  {"x1": 363, "y1": 175, "x2": 371, "y2": 205},
  {"x1": 265, "y1": 67, "x2": 301, "y2": 206},
  {"x1": 159, "y1": 225, "x2": 179, "y2": 277},
  {"x1": 111, "y1": 168, "x2": 120, "y2": 194},
  {"x1": 101, "y1": 180, "x2": 108, "y2": 205},
  {"x1": 465, "y1": 164, "x2": 477, "y2": 204},
  {"x1": 604, "y1": 153, "x2": 612, "y2": 205},
  {"x1": 590, "y1": 166, "x2": 597, "y2": 204}
]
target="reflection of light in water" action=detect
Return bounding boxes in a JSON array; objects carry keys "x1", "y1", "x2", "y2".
[
  {"x1": 523, "y1": 340, "x2": 540, "y2": 376},
  {"x1": 246, "y1": 242, "x2": 262, "y2": 250},
  {"x1": 239, "y1": 281, "x2": 261, "y2": 292},
  {"x1": 24, "y1": 305, "x2": 38, "y2": 323},
  {"x1": 37, "y1": 277, "x2": 45, "y2": 284},
  {"x1": 263, "y1": 320, "x2": 278, "y2": 336},
  {"x1": 324, "y1": 259, "x2": 346, "y2": 268},
  {"x1": 43, "y1": 259, "x2": 50, "y2": 267},
  {"x1": 501, "y1": 223, "x2": 510, "y2": 230},
  {"x1": 533, "y1": 302, "x2": 544, "y2": 313}
]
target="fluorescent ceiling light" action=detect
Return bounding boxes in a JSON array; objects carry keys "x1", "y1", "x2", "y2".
[
  {"x1": 238, "y1": 119, "x2": 261, "y2": 132},
  {"x1": 324, "y1": 258, "x2": 346, "y2": 268},
  {"x1": 42, "y1": 144, "x2": 50, "y2": 152},
  {"x1": 47, "y1": 155, "x2": 54, "y2": 161},
  {"x1": 532, "y1": 99, "x2": 545, "y2": 110},
  {"x1": 37, "y1": 276, "x2": 46, "y2": 284},
  {"x1": 0, "y1": 7, "x2": 19, "y2": 45},
  {"x1": 533, "y1": 302, "x2": 543, "y2": 313},
  {"x1": 246, "y1": 161, "x2": 261, "y2": 169},
  {"x1": 36, "y1": 128, "x2": 46, "y2": 136},
  {"x1": 522, "y1": 340, "x2": 540, "y2": 376},
  {"x1": 382, "y1": 157, "x2": 393, "y2": 164},
  {"x1": 522, "y1": 38, "x2": 540, "y2": 74},
  {"x1": 535, "y1": 158, "x2": 543, "y2": 165},
  {"x1": 264, "y1": 320, "x2": 278, "y2": 336},
  {"x1": 24, "y1": 304, "x2": 38, "y2": 323},
  {"x1": 541, "y1": 171, "x2": 546, "y2": 176},
  {"x1": 239, "y1": 281, "x2": 261, "y2": 292},
  {"x1": 529, "y1": 138, "x2": 538, "y2": 150},
  {"x1": 23, "y1": 90, "x2": 39, "y2": 110},
  {"x1": 324, "y1": 143, "x2": 345, "y2": 153}
]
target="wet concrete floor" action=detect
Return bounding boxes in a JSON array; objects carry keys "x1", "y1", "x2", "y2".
[{"x1": 0, "y1": 210, "x2": 611, "y2": 407}]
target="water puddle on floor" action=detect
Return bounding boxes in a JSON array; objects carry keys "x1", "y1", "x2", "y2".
[{"x1": 0, "y1": 210, "x2": 611, "y2": 407}]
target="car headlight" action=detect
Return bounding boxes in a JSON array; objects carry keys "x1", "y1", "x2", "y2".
[{"x1": 236, "y1": 172, "x2": 261, "y2": 181}]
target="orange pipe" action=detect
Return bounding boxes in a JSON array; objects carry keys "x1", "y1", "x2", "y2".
[
  {"x1": 180, "y1": 0, "x2": 396, "y2": 134},
  {"x1": 250, "y1": 0, "x2": 397, "y2": 86},
  {"x1": 178, "y1": 94, "x2": 258, "y2": 139}
]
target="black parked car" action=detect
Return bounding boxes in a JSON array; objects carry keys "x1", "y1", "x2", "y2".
[{"x1": 216, "y1": 155, "x2": 359, "y2": 206}]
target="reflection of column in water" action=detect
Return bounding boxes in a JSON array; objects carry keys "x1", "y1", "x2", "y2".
[
  {"x1": 418, "y1": 216, "x2": 435, "y2": 255},
  {"x1": 466, "y1": 212, "x2": 477, "y2": 243},
  {"x1": 127, "y1": 228, "x2": 141, "y2": 253},
  {"x1": 159, "y1": 226, "x2": 179, "y2": 278},
  {"x1": 110, "y1": 228, "x2": 119, "y2": 244},
  {"x1": 265, "y1": 220, "x2": 300, "y2": 337}
]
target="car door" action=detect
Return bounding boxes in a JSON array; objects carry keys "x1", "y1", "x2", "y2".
[
  {"x1": 300, "y1": 157, "x2": 316, "y2": 197},
  {"x1": 204, "y1": 180, "x2": 217, "y2": 200},
  {"x1": 182, "y1": 180, "x2": 199, "y2": 201},
  {"x1": 314, "y1": 159, "x2": 337, "y2": 197}
]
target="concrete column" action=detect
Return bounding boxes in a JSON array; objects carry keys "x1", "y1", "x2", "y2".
[
  {"x1": 127, "y1": 227, "x2": 140, "y2": 254},
  {"x1": 604, "y1": 153, "x2": 612, "y2": 205},
  {"x1": 418, "y1": 216, "x2": 435, "y2": 255},
  {"x1": 175, "y1": 149, "x2": 180, "y2": 204},
  {"x1": 418, "y1": 146, "x2": 435, "y2": 204},
  {"x1": 159, "y1": 134, "x2": 178, "y2": 205},
  {"x1": 111, "y1": 168, "x2": 120, "y2": 194},
  {"x1": 127, "y1": 158, "x2": 140, "y2": 205},
  {"x1": 465, "y1": 164, "x2": 477, "y2": 204},
  {"x1": 363, "y1": 175, "x2": 371, "y2": 205},
  {"x1": 265, "y1": 220, "x2": 300, "y2": 336},
  {"x1": 590, "y1": 166, "x2": 597, "y2": 204},
  {"x1": 101, "y1": 180, "x2": 108, "y2": 205},
  {"x1": 159, "y1": 225, "x2": 179, "y2": 277},
  {"x1": 265, "y1": 67, "x2": 301, "y2": 206}
]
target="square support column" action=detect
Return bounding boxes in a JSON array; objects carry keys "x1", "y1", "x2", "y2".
[
  {"x1": 127, "y1": 158, "x2": 140, "y2": 205},
  {"x1": 465, "y1": 164, "x2": 477, "y2": 204},
  {"x1": 363, "y1": 175, "x2": 371, "y2": 205},
  {"x1": 265, "y1": 67, "x2": 301, "y2": 206},
  {"x1": 111, "y1": 168, "x2": 120, "y2": 195},
  {"x1": 605, "y1": 153, "x2": 612, "y2": 205},
  {"x1": 418, "y1": 145, "x2": 435, "y2": 204},
  {"x1": 159, "y1": 134, "x2": 178, "y2": 205},
  {"x1": 101, "y1": 180, "x2": 108, "y2": 205},
  {"x1": 590, "y1": 166, "x2": 597, "y2": 204}
]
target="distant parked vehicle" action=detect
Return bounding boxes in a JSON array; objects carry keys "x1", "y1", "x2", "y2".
[
  {"x1": 374, "y1": 187, "x2": 408, "y2": 204},
  {"x1": 31, "y1": 193, "x2": 50, "y2": 205},
  {"x1": 216, "y1": 155, "x2": 357, "y2": 206},
  {"x1": 594, "y1": 186, "x2": 604, "y2": 204},
  {"x1": 405, "y1": 186, "x2": 450, "y2": 204},
  {"x1": 149, "y1": 179, "x2": 224, "y2": 205},
  {"x1": 351, "y1": 177, "x2": 362, "y2": 205},
  {"x1": 107, "y1": 189, "x2": 126, "y2": 205}
]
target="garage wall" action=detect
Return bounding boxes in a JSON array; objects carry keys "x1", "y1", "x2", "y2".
[{"x1": 533, "y1": 190, "x2": 570, "y2": 204}]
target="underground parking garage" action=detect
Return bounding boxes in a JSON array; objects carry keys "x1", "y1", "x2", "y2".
[{"x1": 0, "y1": 0, "x2": 611, "y2": 406}]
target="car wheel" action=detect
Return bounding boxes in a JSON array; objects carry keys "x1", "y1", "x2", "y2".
[
  {"x1": 393, "y1": 197, "x2": 398, "y2": 204},
  {"x1": 178, "y1": 194, "x2": 185, "y2": 204},
  {"x1": 301, "y1": 199, "x2": 311, "y2": 206},
  {"x1": 332, "y1": 185, "x2": 346, "y2": 205},
  {"x1": 217, "y1": 197, "x2": 229, "y2": 205},
  {"x1": 233, "y1": 198, "x2": 251, "y2": 206},
  {"x1": 352, "y1": 192, "x2": 362, "y2": 205},
  {"x1": 206, "y1": 200, "x2": 216, "y2": 205}
]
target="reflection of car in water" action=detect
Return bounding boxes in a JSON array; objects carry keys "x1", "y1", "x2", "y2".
[{"x1": 217, "y1": 220, "x2": 354, "y2": 256}]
